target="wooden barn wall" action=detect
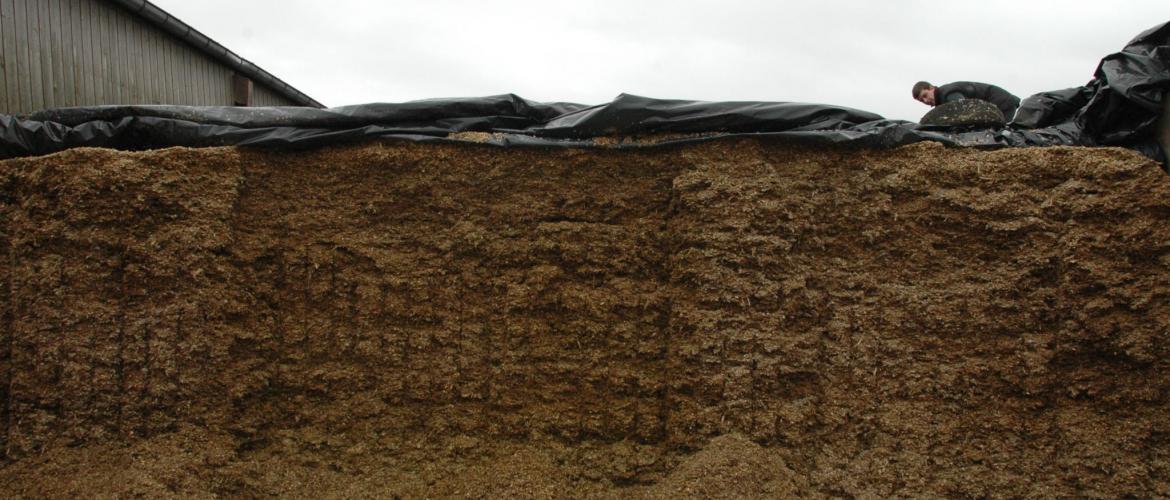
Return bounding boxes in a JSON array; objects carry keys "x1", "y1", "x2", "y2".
[{"x1": 0, "y1": 0, "x2": 302, "y2": 114}]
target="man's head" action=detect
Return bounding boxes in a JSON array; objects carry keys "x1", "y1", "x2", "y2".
[{"x1": 912, "y1": 81, "x2": 937, "y2": 106}]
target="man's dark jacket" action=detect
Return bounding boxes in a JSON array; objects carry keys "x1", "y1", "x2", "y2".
[{"x1": 935, "y1": 81, "x2": 1021, "y2": 120}]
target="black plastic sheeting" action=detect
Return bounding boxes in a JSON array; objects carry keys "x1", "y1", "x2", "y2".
[{"x1": 1, "y1": 21, "x2": 1167, "y2": 161}]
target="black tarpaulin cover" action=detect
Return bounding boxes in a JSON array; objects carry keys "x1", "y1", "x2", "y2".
[{"x1": 1, "y1": 21, "x2": 1167, "y2": 161}]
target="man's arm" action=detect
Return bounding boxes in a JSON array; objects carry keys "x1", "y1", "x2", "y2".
[
  {"x1": 935, "y1": 83, "x2": 970, "y2": 105},
  {"x1": 940, "y1": 92, "x2": 966, "y2": 104}
]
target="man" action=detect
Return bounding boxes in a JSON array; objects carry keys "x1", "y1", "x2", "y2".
[{"x1": 913, "y1": 81, "x2": 1021, "y2": 121}]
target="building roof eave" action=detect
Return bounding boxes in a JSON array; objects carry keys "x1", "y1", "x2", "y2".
[{"x1": 107, "y1": 0, "x2": 326, "y2": 108}]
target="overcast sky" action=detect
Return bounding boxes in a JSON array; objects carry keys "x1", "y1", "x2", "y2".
[{"x1": 152, "y1": 0, "x2": 1170, "y2": 121}]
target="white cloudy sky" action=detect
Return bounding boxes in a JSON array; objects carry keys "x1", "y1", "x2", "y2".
[{"x1": 152, "y1": 0, "x2": 1170, "y2": 121}]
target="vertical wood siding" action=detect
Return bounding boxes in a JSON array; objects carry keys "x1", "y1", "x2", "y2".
[{"x1": 0, "y1": 0, "x2": 302, "y2": 114}]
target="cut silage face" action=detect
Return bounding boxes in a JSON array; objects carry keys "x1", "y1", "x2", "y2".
[{"x1": 1, "y1": 138, "x2": 1168, "y2": 497}]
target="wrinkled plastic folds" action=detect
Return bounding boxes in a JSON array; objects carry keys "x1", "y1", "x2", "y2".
[{"x1": 1, "y1": 22, "x2": 1167, "y2": 161}]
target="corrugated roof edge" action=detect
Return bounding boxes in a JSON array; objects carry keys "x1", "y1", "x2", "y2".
[{"x1": 106, "y1": 0, "x2": 325, "y2": 108}]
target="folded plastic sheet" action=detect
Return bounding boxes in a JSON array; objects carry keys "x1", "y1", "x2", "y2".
[
  {"x1": 1, "y1": 22, "x2": 1166, "y2": 161},
  {"x1": 1019, "y1": 21, "x2": 1170, "y2": 151}
]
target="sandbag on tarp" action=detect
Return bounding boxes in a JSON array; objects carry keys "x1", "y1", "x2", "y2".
[{"x1": 1, "y1": 21, "x2": 1167, "y2": 161}]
